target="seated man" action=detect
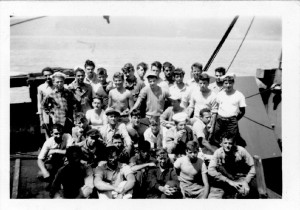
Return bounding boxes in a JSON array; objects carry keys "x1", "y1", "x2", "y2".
[
  {"x1": 112, "y1": 133, "x2": 131, "y2": 164},
  {"x1": 126, "y1": 109, "x2": 148, "y2": 147},
  {"x1": 208, "y1": 132, "x2": 256, "y2": 198},
  {"x1": 99, "y1": 108, "x2": 132, "y2": 154},
  {"x1": 72, "y1": 112, "x2": 92, "y2": 146},
  {"x1": 94, "y1": 146, "x2": 136, "y2": 199},
  {"x1": 144, "y1": 148, "x2": 183, "y2": 199},
  {"x1": 49, "y1": 146, "x2": 93, "y2": 199},
  {"x1": 37, "y1": 124, "x2": 74, "y2": 184},
  {"x1": 165, "y1": 112, "x2": 194, "y2": 155},
  {"x1": 144, "y1": 116, "x2": 168, "y2": 150}
]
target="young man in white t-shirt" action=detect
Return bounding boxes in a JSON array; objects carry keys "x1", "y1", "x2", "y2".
[{"x1": 211, "y1": 74, "x2": 247, "y2": 147}]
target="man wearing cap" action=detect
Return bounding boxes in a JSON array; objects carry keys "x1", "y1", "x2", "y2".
[
  {"x1": 160, "y1": 94, "x2": 185, "y2": 129},
  {"x1": 37, "y1": 67, "x2": 55, "y2": 139},
  {"x1": 130, "y1": 71, "x2": 170, "y2": 119},
  {"x1": 144, "y1": 61, "x2": 163, "y2": 86},
  {"x1": 211, "y1": 73, "x2": 247, "y2": 147},
  {"x1": 42, "y1": 71, "x2": 80, "y2": 133},
  {"x1": 165, "y1": 112, "x2": 194, "y2": 155},
  {"x1": 68, "y1": 68, "x2": 93, "y2": 114},
  {"x1": 208, "y1": 67, "x2": 226, "y2": 94},
  {"x1": 99, "y1": 108, "x2": 132, "y2": 154},
  {"x1": 187, "y1": 73, "x2": 218, "y2": 119}
]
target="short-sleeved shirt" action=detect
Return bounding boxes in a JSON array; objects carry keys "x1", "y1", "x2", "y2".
[
  {"x1": 86, "y1": 109, "x2": 107, "y2": 129},
  {"x1": 174, "y1": 156, "x2": 207, "y2": 185},
  {"x1": 100, "y1": 123, "x2": 132, "y2": 147},
  {"x1": 169, "y1": 83, "x2": 190, "y2": 101},
  {"x1": 188, "y1": 89, "x2": 217, "y2": 118},
  {"x1": 138, "y1": 85, "x2": 170, "y2": 117},
  {"x1": 216, "y1": 90, "x2": 246, "y2": 117},
  {"x1": 38, "y1": 134, "x2": 73, "y2": 160},
  {"x1": 37, "y1": 82, "x2": 55, "y2": 123},
  {"x1": 208, "y1": 82, "x2": 224, "y2": 94},
  {"x1": 84, "y1": 72, "x2": 100, "y2": 88},
  {"x1": 94, "y1": 162, "x2": 133, "y2": 187},
  {"x1": 144, "y1": 126, "x2": 168, "y2": 149}
]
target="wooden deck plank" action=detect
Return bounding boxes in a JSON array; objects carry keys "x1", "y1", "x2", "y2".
[{"x1": 11, "y1": 159, "x2": 21, "y2": 199}]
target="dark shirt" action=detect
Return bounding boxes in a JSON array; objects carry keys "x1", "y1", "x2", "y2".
[{"x1": 81, "y1": 140, "x2": 107, "y2": 167}]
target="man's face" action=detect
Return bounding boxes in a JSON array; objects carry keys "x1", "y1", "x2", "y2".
[
  {"x1": 176, "y1": 121, "x2": 186, "y2": 131},
  {"x1": 76, "y1": 119, "x2": 88, "y2": 130},
  {"x1": 186, "y1": 148, "x2": 199, "y2": 162},
  {"x1": 157, "y1": 153, "x2": 168, "y2": 169},
  {"x1": 92, "y1": 99, "x2": 102, "y2": 110},
  {"x1": 130, "y1": 115, "x2": 140, "y2": 127},
  {"x1": 108, "y1": 114, "x2": 118, "y2": 125},
  {"x1": 191, "y1": 67, "x2": 202, "y2": 80},
  {"x1": 113, "y1": 77, "x2": 124, "y2": 88},
  {"x1": 171, "y1": 99, "x2": 181, "y2": 109},
  {"x1": 137, "y1": 66, "x2": 146, "y2": 78},
  {"x1": 174, "y1": 74, "x2": 183, "y2": 84},
  {"x1": 76, "y1": 71, "x2": 85, "y2": 84},
  {"x1": 53, "y1": 77, "x2": 64, "y2": 90},
  {"x1": 223, "y1": 80, "x2": 234, "y2": 92},
  {"x1": 150, "y1": 124, "x2": 160, "y2": 135},
  {"x1": 43, "y1": 70, "x2": 53, "y2": 83},
  {"x1": 199, "y1": 80, "x2": 209, "y2": 92},
  {"x1": 97, "y1": 74, "x2": 107, "y2": 84},
  {"x1": 200, "y1": 112, "x2": 211, "y2": 125},
  {"x1": 52, "y1": 128, "x2": 63, "y2": 142},
  {"x1": 222, "y1": 138, "x2": 234, "y2": 153},
  {"x1": 113, "y1": 139, "x2": 123, "y2": 150},
  {"x1": 123, "y1": 69, "x2": 135, "y2": 79},
  {"x1": 163, "y1": 67, "x2": 173, "y2": 79},
  {"x1": 85, "y1": 65, "x2": 95, "y2": 77},
  {"x1": 215, "y1": 71, "x2": 224, "y2": 83},
  {"x1": 107, "y1": 151, "x2": 118, "y2": 168},
  {"x1": 148, "y1": 77, "x2": 158, "y2": 89},
  {"x1": 87, "y1": 136, "x2": 97, "y2": 148},
  {"x1": 140, "y1": 149, "x2": 150, "y2": 161},
  {"x1": 151, "y1": 66, "x2": 161, "y2": 77}
]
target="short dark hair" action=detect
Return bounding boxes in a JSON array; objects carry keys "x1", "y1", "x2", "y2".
[
  {"x1": 138, "y1": 141, "x2": 151, "y2": 152},
  {"x1": 186, "y1": 141, "x2": 199, "y2": 151},
  {"x1": 149, "y1": 116, "x2": 160, "y2": 126},
  {"x1": 84, "y1": 60, "x2": 95, "y2": 69},
  {"x1": 137, "y1": 62, "x2": 148, "y2": 71},
  {"x1": 106, "y1": 146, "x2": 118, "y2": 157},
  {"x1": 156, "y1": 148, "x2": 168, "y2": 157},
  {"x1": 130, "y1": 109, "x2": 141, "y2": 118},
  {"x1": 96, "y1": 67, "x2": 107, "y2": 76},
  {"x1": 52, "y1": 124, "x2": 64, "y2": 133},
  {"x1": 151, "y1": 61, "x2": 162, "y2": 71},
  {"x1": 66, "y1": 146, "x2": 82, "y2": 161},
  {"x1": 162, "y1": 62, "x2": 174, "y2": 72},
  {"x1": 191, "y1": 62, "x2": 203, "y2": 71},
  {"x1": 122, "y1": 63, "x2": 134, "y2": 73},
  {"x1": 220, "y1": 131, "x2": 236, "y2": 143},
  {"x1": 173, "y1": 68, "x2": 185, "y2": 77},
  {"x1": 92, "y1": 96, "x2": 103, "y2": 103},
  {"x1": 215, "y1": 67, "x2": 226, "y2": 75},
  {"x1": 75, "y1": 68, "x2": 85, "y2": 75},
  {"x1": 200, "y1": 108, "x2": 211, "y2": 117},
  {"x1": 113, "y1": 72, "x2": 124, "y2": 81},
  {"x1": 199, "y1": 73, "x2": 210, "y2": 83},
  {"x1": 75, "y1": 112, "x2": 87, "y2": 123},
  {"x1": 41, "y1": 67, "x2": 54, "y2": 75},
  {"x1": 112, "y1": 133, "x2": 123, "y2": 142}
]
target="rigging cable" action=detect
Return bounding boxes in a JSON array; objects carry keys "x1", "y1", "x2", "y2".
[
  {"x1": 10, "y1": 16, "x2": 46, "y2": 27},
  {"x1": 226, "y1": 16, "x2": 255, "y2": 73}
]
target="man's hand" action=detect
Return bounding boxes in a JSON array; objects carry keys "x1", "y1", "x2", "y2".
[
  {"x1": 163, "y1": 185, "x2": 173, "y2": 196},
  {"x1": 237, "y1": 181, "x2": 250, "y2": 196},
  {"x1": 41, "y1": 169, "x2": 50, "y2": 179},
  {"x1": 176, "y1": 130, "x2": 186, "y2": 141},
  {"x1": 227, "y1": 179, "x2": 241, "y2": 190},
  {"x1": 48, "y1": 149, "x2": 58, "y2": 155},
  {"x1": 147, "y1": 162, "x2": 156, "y2": 167}
]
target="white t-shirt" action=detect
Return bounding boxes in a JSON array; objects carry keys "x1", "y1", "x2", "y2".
[
  {"x1": 192, "y1": 118, "x2": 208, "y2": 139},
  {"x1": 86, "y1": 109, "x2": 107, "y2": 129},
  {"x1": 216, "y1": 90, "x2": 246, "y2": 117}
]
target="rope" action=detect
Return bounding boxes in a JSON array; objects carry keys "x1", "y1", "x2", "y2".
[
  {"x1": 242, "y1": 116, "x2": 273, "y2": 130},
  {"x1": 10, "y1": 16, "x2": 46, "y2": 27},
  {"x1": 226, "y1": 17, "x2": 255, "y2": 73},
  {"x1": 245, "y1": 86, "x2": 275, "y2": 99}
]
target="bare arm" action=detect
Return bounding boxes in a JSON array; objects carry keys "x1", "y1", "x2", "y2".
[
  {"x1": 107, "y1": 91, "x2": 112, "y2": 108},
  {"x1": 121, "y1": 173, "x2": 136, "y2": 194},
  {"x1": 94, "y1": 168, "x2": 116, "y2": 192},
  {"x1": 201, "y1": 163, "x2": 210, "y2": 199},
  {"x1": 130, "y1": 162, "x2": 156, "y2": 173},
  {"x1": 128, "y1": 92, "x2": 134, "y2": 110},
  {"x1": 37, "y1": 159, "x2": 50, "y2": 178},
  {"x1": 130, "y1": 97, "x2": 142, "y2": 112}
]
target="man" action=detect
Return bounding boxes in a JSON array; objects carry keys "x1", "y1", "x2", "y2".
[
  {"x1": 122, "y1": 63, "x2": 145, "y2": 103},
  {"x1": 37, "y1": 67, "x2": 55, "y2": 138},
  {"x1": 160, "y1": 61, "x2": 175, "y2": 89},
  {"x1": 211, "y1": 73, "x2": 247, "y2": 147},
  {"x1": 99, "y1": 108, "x2": 132, "y2": 154},
  {"x1": 42, "y1": 72, "x2": 79, "y2": 134},
  {"x1": 208, "y1": 132, "x2": 256, "y2": 198},
  {"x1": 160, "y1": 94, "x2": 185, "y2": 129},
  {"x1": 49, "y1": 146, "x2": 92, "y2": 199},
  {"x1": 94, "y1": 146, "x2": 136, "y2": 199},
  {"x1": 169, "y1": 68, "x2": 190, "y2": 103},
  {"x1": 112, "y1": 133, "x2": 131, "y2": 164},
  {"x1": 144, "y1": 61, "x2": 163, "y2": 86},
  {"x1": 144, "y1": 116, "x2": 168, "y2": 150},
  {"x1": 108, "y1": 72, "x2": 134, "y2": 119},
  {"x1": 68, "y1": 68, "x2": 93, "y2": 114},
  {"x1": 209, "y1": 67, "x2": 226, "y2": 94},
  {"x1": 126, "y1": 109, "x2": 148, "y2": 146},
  {"x1": 131, "y1": 71, "x2": 170, "y2": 118},
  {"x1": 192, "y1": 108, "x2": 218, "y2": 155},
  {"x1": 164, "y1": 112, "x2": 194, "y2": 155},
  {"x1": 72, "y1": 112, "x2": 92, "y2": 146},
  {"x1": 143, "y1": 148, "x2": 183, "y2": 199},
  {"x1": 187, "y1": 73, "x2": 217, "y2": 119},
  {"x1": 136, "y1": 62, "x2": 148, "y2": 82},
  {"x1": 37, "y1": 124, "x2": 73, "y2": 183},
  {"x1": 84, "y1": 59, "x2": 99, "y2": 87}
]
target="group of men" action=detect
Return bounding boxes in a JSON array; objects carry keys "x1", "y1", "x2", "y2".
[{"x1": 36, "y1": 59, "x2": 256, "y2": 199}]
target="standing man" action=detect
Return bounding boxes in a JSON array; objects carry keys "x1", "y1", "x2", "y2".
[
  {"x1": 84, "y1": 59, "x2": 99, "y2": 87},
  {"x1": 169, "y1": 68, "x2": 190, "y2": 102},
  {"x1": 136, "y1": 62, "x2": 148, "y2": 82},
  {"x1": 37, "y1": 67, "x2": 55, "y2": 138},
  {"x1": 68, "y1": 68, "x2": 93, "y2": 114},
  {"x1": 42, "y1": 72, "x2": 79, "y2": 134},
  {"x1": 160, "y1": 61, "x2": 175, "y2": 89},
  {"x1": 209, "y1": 67, "x2": 226, "y2": 94},
  {"x1": 145, "y1": 61, "x2": 163, "y2": 86},
  {"x1": 211, "y1": 73, "x2": 247, "y2": 147}
]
